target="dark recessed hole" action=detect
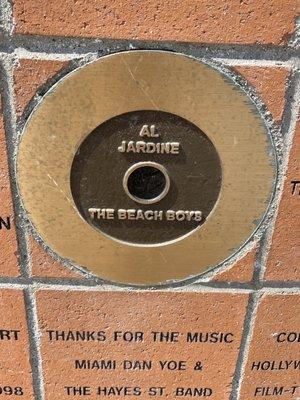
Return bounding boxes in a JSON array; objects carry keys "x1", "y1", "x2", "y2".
[{"x1": 127, "y1": 166, "x2": 166, "y2": 201}]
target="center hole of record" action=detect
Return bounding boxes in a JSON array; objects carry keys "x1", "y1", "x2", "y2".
[{"x1": 123, "y1": 162, "x2": 170, "y2": 204}]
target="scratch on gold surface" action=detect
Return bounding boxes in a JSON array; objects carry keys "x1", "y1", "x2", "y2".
[{"x1": 46, "y1": 173, "x2": 78, "y2": 213}]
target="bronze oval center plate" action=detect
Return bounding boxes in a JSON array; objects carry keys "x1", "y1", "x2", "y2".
[
  {"x1": 70, "y1": 110, "x2": 222, "y2": 245},
  {"x1": 17, "y1": 50, "x2": 276, "y2": 285}
]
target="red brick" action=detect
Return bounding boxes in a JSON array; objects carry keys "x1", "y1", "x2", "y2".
[
  {"x1": 240, "y1": 294, "x2": 300, "y2": 399},
  {"x1": 213, "y1": 245, "x2": 257, "y2": 282},
  {"x1": 234, "y1": 66, "x2": 290, "y2": 123},
  {"x1": 13, "y1": 59, "x2": 67, "y2": 117},
  {"x1": 29, "y1": 236, "x2": 85, "y2": 279},
  {"x1": 0, "y1": 289, "x2": 33, "y2": 398},
  {"x1": 265, "y1": 117, "x2": 300, "y2": 281},
  {"x1": 0, "y1": 100, "x2": 20, "y2": 277},
  {"x1": 36, "y1": 291, "x2": 248, "y2": 399},
  {"x1": 13, "y1": 0, "x2": 298, "y2": 45}
]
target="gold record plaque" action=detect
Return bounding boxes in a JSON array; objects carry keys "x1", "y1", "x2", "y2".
[{"x1": 17, "y1": 50, "x2": 276, "y2": 285}]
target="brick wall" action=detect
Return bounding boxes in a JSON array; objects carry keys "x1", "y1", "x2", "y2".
[{"x1": 0, "y1": 1, "x2": 299, "y2": 399}]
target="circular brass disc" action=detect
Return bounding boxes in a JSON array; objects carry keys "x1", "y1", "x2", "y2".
[{"x1": 17, "y1": 50, "x2": 276, "y2": 285}]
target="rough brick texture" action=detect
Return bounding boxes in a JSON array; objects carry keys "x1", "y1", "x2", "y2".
[
  {"x1": 0, "y1": 100, "x2": 19, "y2": 276},
  {"x1": 36, "y1": 291, "x2": 248, "y2": 400},
  {"x1": 234, "y1": 67, "x2": 290, "y2": 123},
  {"x1": 265, "y1": 117, "x2": 300, "y2": 281},
  {"x1": 0, "y1": 290, "x2": 33, "y2": 398},
  {"x1": 213, "y1": 246, "x2": 257, "y2": 282},
  {"x1": 13, "y1": 0, "x2": 298, "y2": 44},
  {"x1": 13, "y1": 59, "x2": 67, "y2": 117},
  {"x1": 240, "y1": 294, "x2": 300, "y2": 399}
]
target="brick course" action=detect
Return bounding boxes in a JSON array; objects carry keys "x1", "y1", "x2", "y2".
[
  {"x1": 265, "y1": 117, "x2": 300, "y2": 281},
  {"x1": 0, "y1": 290, "x2": 33, "y2": 398},
  {"x1": 13, "y1": 0, "x2": 298, "y2": 45},
  {"x1": 36, "y1": 291, "x2": 248, "y2": 400},
  {"x1": 0, "y1": 100, "x2": 20, "y2": 276},
  {"x1": 240, "y1": 294, "x2": 300, "y2": 399}
]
